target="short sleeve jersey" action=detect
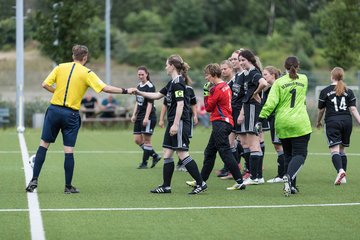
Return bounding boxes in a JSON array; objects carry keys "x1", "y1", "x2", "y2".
[
  {"x1": 44, "y1": 62, "x2": 106, "y2": 110},
  {"x1": 159, "y1": 75, "x2": 190, "y2": 122},
  {"x1": 136, "y1": 81, "x2": 156, "y2": 119},
  {"x1": 229, "y1": 72, "x2": 245, "y2": 110},
  {"x1": 318, "y1": 85, "x2": 356, "y2": 122},
  {"x1": 259, "y1": 73, "x2": 312, "y2": 139},
  {"x1": 242, "y1": 68, "x2": 262, "y2": 104}
]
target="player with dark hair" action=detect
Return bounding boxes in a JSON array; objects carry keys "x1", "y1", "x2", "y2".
[
  {"x1": 130, "y1": 54, "x2": 206, "y2": 195},
  {"x1": 131, "y1": 66, "x2": 161, "y2": 169},
  {"x1": 259, "y1": 56, "x2": 312, "y2": 197},
  {"x1": 237, "y1": 49, "x2": 268, "y2": 185},
  {"x1": 317, "y1": 67, "x2": 360, "y2": 185},
  {"x1": 186, "y1": 63, "x2": 246, "y2": 191},
  {"x1": 26, "y1": 44, "x2": 133, "y2": 194}
]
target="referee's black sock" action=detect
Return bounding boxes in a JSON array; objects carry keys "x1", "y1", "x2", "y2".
[
  {"x1": 183, "y1": 156, "x2": 203, "y2": 186},
  {"x1": 340, "y1": 153, "x2": 347, "y2": 171},
  {"x1": 32, "y1": 146, "x2": 48, "y2": 179},
  {"x1": 162, "y1": 158, "x2": 174, "y2": 187},
  {"x1": 64, "y1": 153, "x2": 74, "y2": 186},
  {"x1": 331, "y1": 152, "x2": 342, "y2": 172}
]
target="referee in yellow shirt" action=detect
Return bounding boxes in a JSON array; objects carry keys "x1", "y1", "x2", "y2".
[{"x1": 26, "y1": 44, "x2": 134, "y2": 194}]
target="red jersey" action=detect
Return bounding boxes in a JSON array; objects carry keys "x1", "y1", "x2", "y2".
[{"x1": 204, "y1": 81, "x2": 234, "y2": 126}]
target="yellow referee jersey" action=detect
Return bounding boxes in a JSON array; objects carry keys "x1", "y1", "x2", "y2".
[{"x1": 43, "y1": 62, "x2": 106, "y2": 110}]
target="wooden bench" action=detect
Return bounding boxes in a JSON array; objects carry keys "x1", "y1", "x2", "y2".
[
  {"x1": 80, "y1": 108, "x2": 132, "y2": 127},
  {"x1": 0, "y1": 108, "x2": 10, "y2": 127}
]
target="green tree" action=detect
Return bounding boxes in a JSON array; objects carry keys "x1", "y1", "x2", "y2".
[
  {"x1": 170, "y1": 0, "x2": 207, "y2": 42},
  {"x1": 123, "y1": 10, "x2": 165, "y2": 33},
  {"x1": 319, "y1": 0, "x2": 360, "y2": 69},
  {"x1": 34, "y1": 0, "x2": 101, "y2": 64}
]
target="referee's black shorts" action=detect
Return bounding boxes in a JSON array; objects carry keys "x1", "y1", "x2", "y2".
[{"x1": 41, "y1": 104, "x2": 81, "y2": 147}]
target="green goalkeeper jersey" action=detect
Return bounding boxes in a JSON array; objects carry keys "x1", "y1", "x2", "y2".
[{"x1": 259, "y1": 73, "x2": 312, "y2": 138}]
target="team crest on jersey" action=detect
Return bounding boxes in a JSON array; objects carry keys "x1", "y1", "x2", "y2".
[{"x1": 136, "y1": 96, "x2": 145, "y2": 106}]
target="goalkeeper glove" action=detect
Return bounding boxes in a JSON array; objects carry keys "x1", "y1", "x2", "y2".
[
  {"x1": 255, "y1": 122, "x2": 263, "y2": 135},
  {"x1": 203, "y1": 82, "x2": 211, "y2": 96}
]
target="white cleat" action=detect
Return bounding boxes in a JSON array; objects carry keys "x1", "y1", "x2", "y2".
[
  {"x1": 267, "y1": 176, "x2": 284, "y2": 183},
  {"x1": 283, "y1": 174, "x2": 291, "y2": 197},
  {"x1": 243, "y1": 178, "x2": 259, "y2": 185},
  {"x1": 334, "y1": 169, "x2": 346, "y2": 185}
]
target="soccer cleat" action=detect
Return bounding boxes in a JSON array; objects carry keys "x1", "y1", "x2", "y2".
[
  {"x1": 283, "y1": 174, "x2": 291, "y2": 197},
  {"x1": 216, "y1": 168, "x2": 229, "y2": 178},
  {"x1": 267, "y1": 176, "x2": 284, "y2": 183},
  {"x1": 137, "y1": 163, "x2": 148, "y2": 169},
  {"x1": 341, "y1": 177, "x2": 347, "y2": 184},
  {"x1": 334, "y1": 169, "x2": 346, "y2": 185},
  {"x1": 257, "y1": 178, "x2": 265, "y2": 184},
  {"x1": 220, "y1": 173, "x2": 233, "y2": 180},
  {"x1": 243, "y1": 178, "x2": 259, "y2": 185},
  {"x1": 64, "y1": 185, "x2": 80, "y2": 194},
  {"x1": 186, "y1": 180, "x2": 196, "y2": 188},
  {"x1": 151, "y1": 154, "x2": 161, "y2": 168},
  {"x1": 291, "y1": 186, "x2": 299, "y2": 194},
  {"x1": 188, "y1": 182, "x2": 207, "y2": 195},
  {"x1": 150, "y1": 185, "x2": 171, "y2": 194},
  {"x1": 25, "y1": 179, "x2": 38, "y2": 192},
  {"x1": 226, "y1": 183, "x2": 246, "y2": 190}
]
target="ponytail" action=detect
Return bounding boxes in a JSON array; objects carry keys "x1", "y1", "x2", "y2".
[{"x1": 332, "y1": 67, "x2": 346, "y2": 96}]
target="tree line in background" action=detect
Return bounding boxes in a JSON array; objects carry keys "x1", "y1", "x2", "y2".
[{"x1": 0, "y1": 0, "x2": 359, "y2": 74}]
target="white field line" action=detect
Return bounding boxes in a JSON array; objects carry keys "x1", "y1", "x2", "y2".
[
  {"x1": 1, "y1": 202, "x2": 360, "y2": 212},
  {"x1": 18, "y1": 133, "x2": 46, "y2": 240},
  {"x1": 1, "y1": 150, "x2": 360, "y2": 156}
]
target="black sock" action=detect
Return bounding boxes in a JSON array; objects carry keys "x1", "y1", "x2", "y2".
[
  {"x1": 277, "y1": 151, "x2": 285, "y2": 177},
  {"x1": 64, "y1": 153, "x2": 74, "y2": 186},
  {"x1": 340, "y1": 153, "x2": 347, "y2": 171},
  {"x1": 287, "y1": 155, "x2": 305, "y2": 179},
  {"x1": 142, "y1": 145, "x2": 153, "y2": 164},
  {"x1": 32, "y1": 146, "x2": 48, "y2": 180},
  {"x1": 243, "y1": 148, "x2": 250, "y2": 172},
  {"x1": 331, "y1": 152, "x2": 342, "y2": 172},
  {"x1": 183, "y1": 156, "x2": 203, "y2": 186},
  {"x1": 250, "y1": 152, "x2": 261, "y2": 180},
  {"x1": 162, "y1": 158, "x2": 174, "y2": 187}
]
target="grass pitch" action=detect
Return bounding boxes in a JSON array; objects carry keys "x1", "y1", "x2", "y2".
[{"x1": 0, "y1": 127, "x2": 360, "y2": 239}]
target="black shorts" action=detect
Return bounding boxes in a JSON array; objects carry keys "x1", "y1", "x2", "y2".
[
  {"x1": 268, "y1": 115, "x2": 281, "y2": 145},
  {"x1": 163, "y1": 120, "x2": 190, "y2": 151},
  {"x1": 325, "y1": 118, "x2": 352, "y2": 147},
  {"x1": 280, "y1": 133, "x2": 310, "y2": 158},
  {"x1": 133, "y1": 116, "x2": 157, "y2": 135},
  {"x1": 241, "y1": 103, "x2": 261, "y2": 134},
  {"x1": 41, "y1": 104, "x2": 81, "y2": 147}
]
